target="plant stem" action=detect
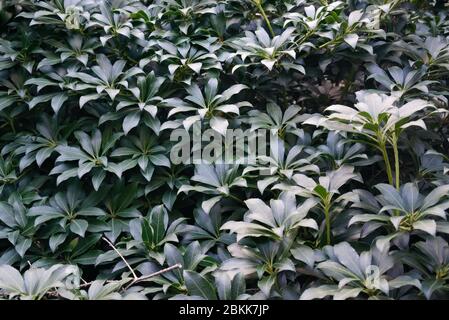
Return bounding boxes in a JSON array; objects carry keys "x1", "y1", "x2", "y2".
[
  {"x1": 124, "y1": 263, "x2": 182, "y2": 290},
  {"x1": 71, "y1": 263, "x2": 183, "y2": 291},
  {"x1": 379, "y1": 134, "x2": 400, "y2": 216},
  {"x1": 380, "y1": 143, "x2": 393, "y2": 185},
  {"x1": 102, "y1": 237, "x2": 138, "y2": 280},
  {"x1": 389, "y1": 0, "x2": 403, "y2": 12},
  {"x1": 377, "y1": 131, "x2": 394, "y2": 185},
  {"x1": 392, "y1": 133, "x2": 400, "y2": 190},
  {"x1": 227, "y1": 193, "x2": 244, "y2": 204},
  {"x1": 9, "y1": 117, "x2": 15, "y2": 134},
  {"x1": 254, "y1": 1, "x2": 275, "y2": 37}
]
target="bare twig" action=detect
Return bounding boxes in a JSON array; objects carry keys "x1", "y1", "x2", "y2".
[
  {"x1": 102, "y1": 236, "x2": 138, "y2": 280},
  {"x1": 60, "y1": 263, "x2": 182, "y2": 292},
  {"x1": 46, "y1": 238, "x2": 183, "y2": 298},
  {"x1": 78, "y1": 279, "x2": 121, "y2": 288}
]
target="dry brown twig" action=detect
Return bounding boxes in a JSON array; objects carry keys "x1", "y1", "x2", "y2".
[
  {"x1": 101, "y1": 237, "x2": 183, "y2": 289},
  {"x1": 46, "y1": 238, "x2": 183, "y2": 298},
  {"x1": 102, "y1": 236, "x2": 138, "y2": 280},
  {"x1": 76, "y1": 262, "x2": 183, "y2": 290},
  {"x1": 66, "y1": 238, "x2": 183, "y2": 293},
  {"x1": 123, "y1": 263, "x2": 182, "y2": 290}
]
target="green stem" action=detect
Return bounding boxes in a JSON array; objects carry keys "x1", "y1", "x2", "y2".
[
  {"x1": 318, "y1": 26, "x2": 356, "y2": 50},
  {"x1": 377, "y1": 132, "x2": 393, "y2": 185},
  {"x1": 381, "y1": 144, "x2": 393, "y2": 185},
  {"x1": 392, "y1": 133, "x2": 400, "y2": 190},
  {"x1": 280, "y1": 229, "x2": 298, "y2": 260},
  {"x1": 227, "y1": 193, "x2": 244, "y2": 204},
  {"x1": 324, "y1": 202, "x2": 331, "y2": 245},
  {"x1": 389, "y1": 0, "x2": 403, "y2": 11},
  {"x1": 254, "y1": 1, "x2": 275, "y2": 37},
  {"x1": 379, "y1": 0, "x2": 402, "y2": 29}
]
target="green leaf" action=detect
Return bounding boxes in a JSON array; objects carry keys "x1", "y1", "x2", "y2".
[
  {"x1": 15, "y1": 237, "x2": 32, "y2": 257},
  {"x1": 142, "y1": 219, "x2": 153, "y2": 246},
  {"x1": 123, "y1": 112, "x2": 141, "y2": 135},
  {"x1": 0, "y1": 265, "x2": 25, "y2": 293}
]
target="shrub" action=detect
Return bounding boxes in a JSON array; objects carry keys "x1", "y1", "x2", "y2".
[{"x1": 0, "y1": 0, "x2": 448, "y2": 300}]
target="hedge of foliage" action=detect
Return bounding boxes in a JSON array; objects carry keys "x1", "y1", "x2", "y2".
[{"x1": 0, "y1": 0, "x2": 449, "y2": 300}]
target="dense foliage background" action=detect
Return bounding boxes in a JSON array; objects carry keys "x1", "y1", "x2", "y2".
[{"x1": 0, "y1": 0, "x2": 449, "y2": 300}]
